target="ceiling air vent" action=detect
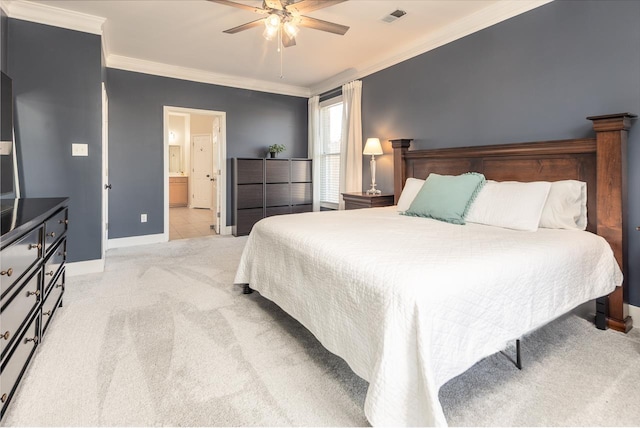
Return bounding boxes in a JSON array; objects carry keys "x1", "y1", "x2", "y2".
[{"x1": 381, "y1": 9, "x2": 407, "y2": 23}]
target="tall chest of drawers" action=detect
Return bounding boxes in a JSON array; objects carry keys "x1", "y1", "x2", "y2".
[
  {"x1": 0, "y1": 198, "x2": 68, "y2": 419},
  {"x1": 233, "y1": 158, "x2": 313, "y2": 236}
]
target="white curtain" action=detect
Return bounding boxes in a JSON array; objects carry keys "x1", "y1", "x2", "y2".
[
  {"x1": 308, "y1": 95, "x2": 321, "y2": 211},
  {"x1": 339, "y1": 80, "x2": 363, "y2": 210}
]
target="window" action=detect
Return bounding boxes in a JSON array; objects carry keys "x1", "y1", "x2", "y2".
[{"x1": 319, "y1": 98, "x2": 343, "y2": 208}]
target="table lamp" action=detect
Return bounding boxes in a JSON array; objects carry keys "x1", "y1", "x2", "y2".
[{"x1": 363, "y1": 138, "x2": 383, "y2": 195}]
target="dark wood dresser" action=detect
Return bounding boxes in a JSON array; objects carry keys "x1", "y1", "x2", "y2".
[
  {"x1": 342, "y1": 192, "x2": 394, "y2": 210},
  {"x1": 234, "y1": 158, "x2": 312, "y2": 236},
  {"x1": 0, "y1": 197, "x2": 68, "y2": 419}
]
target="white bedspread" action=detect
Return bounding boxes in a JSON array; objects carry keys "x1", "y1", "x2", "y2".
[{"x1": 234, "y1": 207, "x2": 621, "y2": 426}]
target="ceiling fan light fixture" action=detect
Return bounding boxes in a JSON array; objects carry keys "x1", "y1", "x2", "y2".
[
  {"x1": 265, "y1": 13, "x2": 281, "y2": 30},
  {"x1": 283, "y1": 21, "x2": 298, "y2": 38},
  {"x1": 263, "y1": 26, "x2": 277, "y2": 40}
]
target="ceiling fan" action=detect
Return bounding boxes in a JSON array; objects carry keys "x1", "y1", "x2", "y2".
[{"x1": 208, "y1": 0, "x2": 350, "y2": 48}]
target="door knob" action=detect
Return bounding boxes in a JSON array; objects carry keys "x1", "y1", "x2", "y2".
[{"x1": 105, "y1": 184, "x2": 112, "y2": 190}]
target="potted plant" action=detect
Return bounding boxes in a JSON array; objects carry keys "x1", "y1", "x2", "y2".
[{"x1": 268, "y1": 144, "x2": 285, "y2": 158}]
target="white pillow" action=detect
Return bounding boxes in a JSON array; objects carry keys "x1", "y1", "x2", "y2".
[
  {"x1": 396, "y1": 178, "x2": 425, "y2": 212},
  {"x1": 539, "y1": 180, "x2": 587, "y2": 230},
  {"x1": 466, "y1": 180, "x2": 551, "y2": 231}
]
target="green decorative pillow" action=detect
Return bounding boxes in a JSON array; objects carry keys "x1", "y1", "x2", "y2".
[{"x1": 404, "y1": 172, "x2": 486, "y2": 225}]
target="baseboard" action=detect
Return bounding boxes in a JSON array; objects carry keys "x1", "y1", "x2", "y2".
[
  {"x1": 66, "y1": 258, "x2": 105, "y2": 276},
  {"x1": 629, "y1": 304, "x2": 640, "y2": 323},
  {"x1": 107, "y1": 233, "x2": 167, "y2": 249}
]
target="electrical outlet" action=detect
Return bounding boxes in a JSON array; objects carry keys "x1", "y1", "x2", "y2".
[
  {"x1": 72, "y1": 143, "x2": 88, "y2": 156},
  {"x1": 141, "y1": 214, "x2": 147, "y2": 223}
]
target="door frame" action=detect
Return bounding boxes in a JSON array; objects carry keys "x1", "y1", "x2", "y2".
[
  {"x1": 101, "y1": 82, "x2": 109, "y2": 260},
  {"x1": 163, "y1": 106, "x2": 228, "y2": 237}
]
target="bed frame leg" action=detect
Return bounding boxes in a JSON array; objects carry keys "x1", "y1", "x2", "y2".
[
  {"x1": 516, "y1": 339, "x2": 522, "y2": 370},
  {"x1": 595, "y1": 296, "x2": 608, "y2": 330},
  {"x1": 242, "y1": 284, "x2": 253, "y2": 294}
]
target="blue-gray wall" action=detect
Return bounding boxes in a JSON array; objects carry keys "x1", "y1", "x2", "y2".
[
  {"x1": 8, "y1": 19, "x2": 102, "y2": 262},
  {"x1": 361, "y1": 0, "x2": 640, "y2": 306},
  {"x1": 106, "y1": 68, "x2": 307, "y2": 238}
]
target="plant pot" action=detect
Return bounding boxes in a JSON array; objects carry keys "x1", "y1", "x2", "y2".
[{"x1": 269, "y1": 152, "x2": 277, "y2": 158}]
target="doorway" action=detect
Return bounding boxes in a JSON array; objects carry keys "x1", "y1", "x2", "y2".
[{"x1": 163, "y1": 106, "x2": 227, "y2": 241}]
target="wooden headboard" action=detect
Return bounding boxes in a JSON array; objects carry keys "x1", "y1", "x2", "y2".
[{"x1": 392, "y1": 113, "x2": 636, "y2": 333}]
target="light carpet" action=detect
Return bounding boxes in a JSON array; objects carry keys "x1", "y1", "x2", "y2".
[{"x1": 2, "y1": 235, "x2": 639, "y2": 426}]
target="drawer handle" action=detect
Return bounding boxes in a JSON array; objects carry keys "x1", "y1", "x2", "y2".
[
  {"x1": 55, "y1": 283, "x2": 63, "y2": 289},
  {"x1": 1, "y1": 331, "x2": 9, "y2": 340},
  {"x1": 1, "y1": 393, "x2": 6, "y2": 403},
  {"x1": 24, "y1": 336, "x2": 38, "y2": 344},
  {"x1": 45, "y1": 270, "x2": 55, "y2": 276},
  {"x1": 59, "y1": 219, "x2": 68, "y2": 225},
  {"x1": 43, "y1": 310, "x2": 52, "y2": 317},
  {"x1": 28, "y1": 243, "x2": 42, "y2": 250},
  {"x1": 26, "y1": 289, "x2": 40, "y2": 297},
  {"x1": 47, "y1": 232, "x2": 56, "y2": 238},
  {"x1": 1, "y1": 268, "x2": 13, "y2": 277}
]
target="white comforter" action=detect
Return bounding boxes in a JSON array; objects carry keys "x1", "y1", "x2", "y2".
[{"x1": 234, "y1": 207, "x2": 621, "y2": 426}]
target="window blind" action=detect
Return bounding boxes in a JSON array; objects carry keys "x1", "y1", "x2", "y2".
[{"x1": 319, "y1": 101, "x2": 343, "y2": 207}]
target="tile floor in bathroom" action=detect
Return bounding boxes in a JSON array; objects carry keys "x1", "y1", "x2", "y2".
[{"x1": 169, "y1": 207, "x2": 217, "y2": 240}]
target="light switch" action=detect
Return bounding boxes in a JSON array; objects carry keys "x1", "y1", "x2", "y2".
[
  {"x1": 72, "y1": 143, "x2": 88, "y2": 156},
  {"x1": 0, "y1": 141, "x2": 12, "y2": 155}
]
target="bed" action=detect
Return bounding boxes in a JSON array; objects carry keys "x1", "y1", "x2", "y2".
[{"x1": 234, "y1": 113, "x2": 636, "y2": 426}]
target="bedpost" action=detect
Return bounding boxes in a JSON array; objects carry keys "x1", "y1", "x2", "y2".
[
  {"x1": 587, "y1": 112, "x2": 637, "y2": 333},
  {"x1": 391, "y1": 139, "x2": 412, "y2": 204}
]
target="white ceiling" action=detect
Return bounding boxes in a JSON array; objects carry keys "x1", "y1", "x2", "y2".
[{"x1": 6, "y1": 0, "x2": 552, "y2": 96}]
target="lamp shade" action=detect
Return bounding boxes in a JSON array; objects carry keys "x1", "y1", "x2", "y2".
[{"x1": 363, "y1": 138, "x2": 383, "y2": 155}]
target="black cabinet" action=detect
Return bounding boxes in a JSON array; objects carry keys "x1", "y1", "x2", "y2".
[
  {"x1": 234, "y1": 158, "x2": 312, "y2": 236},
  {"x1": 0, "y1": 197, "x2": 68, "y2": 419}
]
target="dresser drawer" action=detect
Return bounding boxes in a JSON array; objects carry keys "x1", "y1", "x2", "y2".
[
  {"x1": 44, "y1": 208, "x2": 68, "y2": 256},
  {"x1": 292, "y1": 204, "x2": 312, "y2": 214},
  {"x1": 265, "y1": 206, "x2": 292, "y2": 217},
  {"x1": 0, "y1": 272, "x2": 40, "y2": 360},
  {"x1": 0, "y1": 313, "x2": 38, "y2": 418},
  {"x1": 43, "y1": 240, "x2": 65, "y2": 293},
  {"x1": 42, "y1": 271, "x2": 63, "y2": 336},
  {"x1": 0, "y1": 227, "x2": 42, "y2": 300}
]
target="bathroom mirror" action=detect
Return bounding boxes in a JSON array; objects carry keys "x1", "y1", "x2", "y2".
[{"x1": 169, "y1": 145, "x2": 182, "y2": 174}]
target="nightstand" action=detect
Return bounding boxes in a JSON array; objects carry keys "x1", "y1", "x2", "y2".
[{"x1": 342, "y1": 192, "x2": 395, "y2": 210}]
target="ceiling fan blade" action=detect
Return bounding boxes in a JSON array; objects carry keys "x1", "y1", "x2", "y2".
[
  {"x1": 223, "y1": 18, "x2": 266, "y2": 34},
  {"x1": 298, "y1": 16, "x2": 349, "y2": 35},
  {"x1": 282, "y1": 32, "x2": 297, "y2": 47},
  {"x1": 264, "y1": 0, "x2": 284, "y2": 10},
  {"x1": 207, "y1": 0, "x2": 268, "y2": 14},
  {"x1": 286, "y1": 0, "x2": 346, "y2": 15}
]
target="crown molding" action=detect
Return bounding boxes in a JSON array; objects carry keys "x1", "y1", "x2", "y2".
[
  {"x1": 310, "y1": 0, "x2": 554, "y2": 95},
  {"x1": 5, "y1": 0, "x2": 104, "y2": 35},
  {"x1": 3, "y1": 0, "x2": 553, "y2": 99},
  {"x1": 107, "y1": 54, "x2": 311, "y2": 98}
]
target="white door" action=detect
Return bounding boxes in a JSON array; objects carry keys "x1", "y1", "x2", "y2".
[
  {"x1": 101, "y1": 83, "x2": 109, "y2": 258},
  {"x1": 191, "y1": 134, "x2": 213, "y2": 209}
]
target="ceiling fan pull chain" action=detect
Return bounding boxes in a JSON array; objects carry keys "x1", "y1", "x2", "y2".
[
  {"x1": 279, "y1": 26, "x2": 284, "y2": 79},
  {"x1": 277, "y1": 25, "x2": 281, "y2": 53}
]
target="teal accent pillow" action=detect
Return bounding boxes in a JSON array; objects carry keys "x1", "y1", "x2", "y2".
[{"x1": 404, "y1": 172, "x2": 486, "y2": 225}]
